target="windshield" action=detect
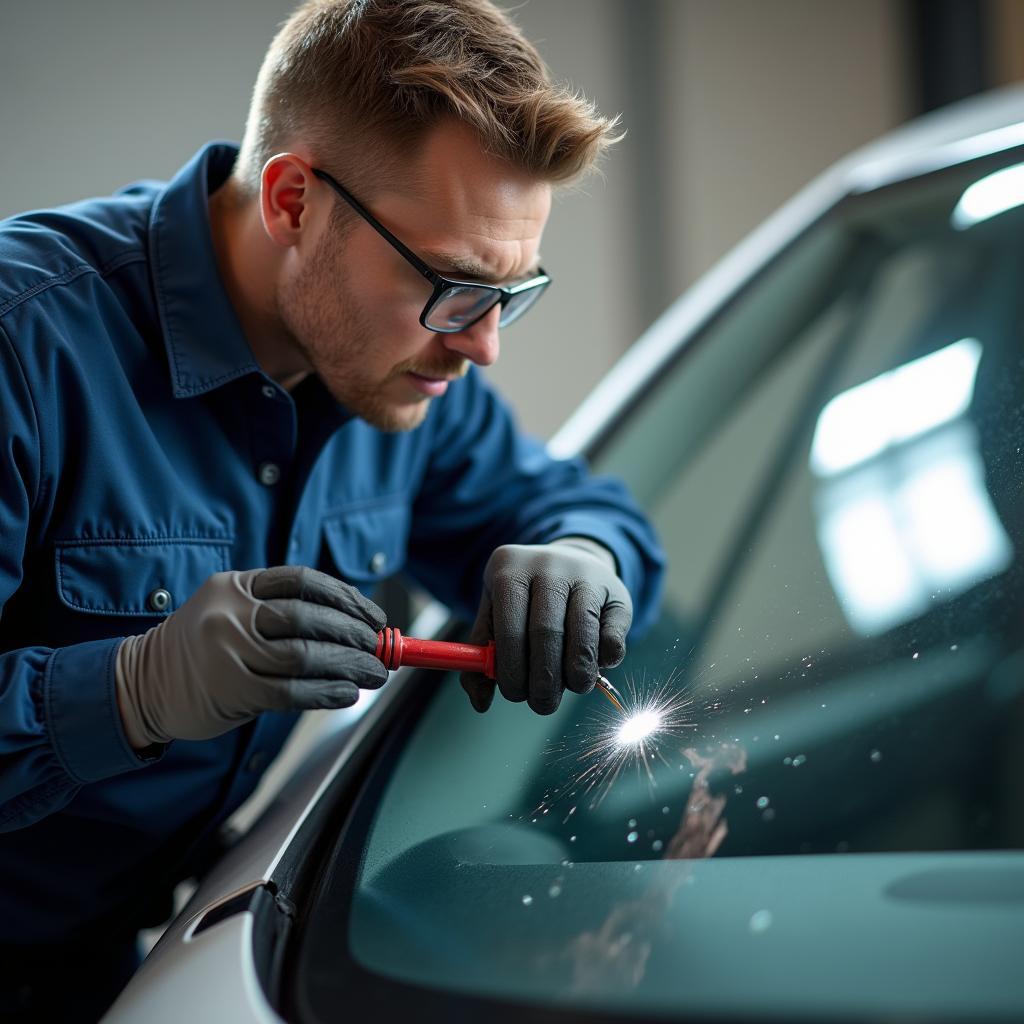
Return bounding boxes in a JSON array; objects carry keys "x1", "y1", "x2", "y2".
[{"x1": 331, "y1": 146, "x2": 1024, "y2": 1020}]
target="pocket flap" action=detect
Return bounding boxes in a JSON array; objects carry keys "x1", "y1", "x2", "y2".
[
  {"x1": 322, "y1": 502, "x2": 409, "y2": 584},
  {"x1": 55, "y1": 537, "x2": 232, "y2": 616}
]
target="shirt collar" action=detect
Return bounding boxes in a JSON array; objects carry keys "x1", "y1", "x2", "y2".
[{"x1": 148, "y1": 141, "x2": 260, "y2": 398}]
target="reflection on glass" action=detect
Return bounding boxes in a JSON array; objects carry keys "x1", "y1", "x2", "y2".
[
  {"x1": 817, "y1": 482, "x2": 921, "y2": 632},
  {"x1": 951, "y1": 162, "x2": 1024, "y2": 229},
  {"x1": 809, "y1": 338, "x2": 982, "y2": 476},
  {"x1": 815, "y1": 420, "x2": 1014, "y2": 634}
]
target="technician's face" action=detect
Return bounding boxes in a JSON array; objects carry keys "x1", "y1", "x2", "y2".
[{"x1": 277, "y1": 121, "x2": 551, "y2": 431}]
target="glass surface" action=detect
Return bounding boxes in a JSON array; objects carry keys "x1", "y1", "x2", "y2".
[
  {"x1": 340, "y1": 147, "x2": 1024, "y2": 1016},
  {"x1": 424, "y1": 278, "x2": 548, "y2": 330},
  {"x1": 498, "y1": 279, "x2": 547, "y2": 325},
  {"x1": 426, "y1": 284, "x2": 501, "y2": 329}
]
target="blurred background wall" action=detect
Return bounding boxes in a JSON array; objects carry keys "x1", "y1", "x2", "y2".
[{"x1": 1, "y1": 0, "x2": 1021, "y2": 438}]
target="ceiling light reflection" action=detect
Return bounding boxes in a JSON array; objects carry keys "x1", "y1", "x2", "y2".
[
  {"x1": 810, "y1": 338, "x2": 982, "y2": 477},
  {"x1": 815, "y1": 424, "x2": 1013, "y2": 635},
  {"x1": 951, "y1": 162, "x2": 1024, "y2": 230}
]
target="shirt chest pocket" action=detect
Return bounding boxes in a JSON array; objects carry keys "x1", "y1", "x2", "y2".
[
  {"x1": 321, "y1": 502, "x2": 409, "y2": 588},
  {"x1": 55, "y1": 537, "x2": 233, "y2": 617}
]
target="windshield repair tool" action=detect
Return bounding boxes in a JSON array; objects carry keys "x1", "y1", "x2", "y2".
[{"x1": 376, "y1": 627, "x2": 627, "y2": 713}]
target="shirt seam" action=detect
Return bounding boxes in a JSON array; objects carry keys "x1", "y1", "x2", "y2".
[
  {"x1": 0, "y1": 250, "x2": 150, "y2": 512},
  {"x1": 0, "y1": 777, "x2": 74, "y2": 831},
  {"x1": 0, "y1": 250, "x2": 147, "y2": 318},
  {"x1": 172, "y1": 365, "x2": 259, "y2": 398},
  {"x1": 0, "y1": 320, "x2": 42, "y2": 518},
  {"x1": 53, "y1": 535, "x2": 235, "y2": 547},
  {"x1": 321, "y1": 493, "x2": 409, "y2": 516}
]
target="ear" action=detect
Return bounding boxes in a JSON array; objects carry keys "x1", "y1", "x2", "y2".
[{"x1": 259, "y1": 153, "x2": 318, "y2": 249}]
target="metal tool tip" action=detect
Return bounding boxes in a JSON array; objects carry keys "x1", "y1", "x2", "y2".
[{"x1": 596, "y1": 675, "x2": 626, "y2": 714}]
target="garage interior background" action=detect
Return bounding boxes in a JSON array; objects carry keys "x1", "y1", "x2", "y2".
[
  {"x1": 5, "y1": 0, "x2": 1022, "y2": 956},
  {"x1": 2, "y1": 0, "x2": 1022, "y2": 438}
]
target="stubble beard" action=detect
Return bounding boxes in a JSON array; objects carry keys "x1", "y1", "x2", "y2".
[{"x1": 276, "y1": 235, "x2": 468, "y2": 433}]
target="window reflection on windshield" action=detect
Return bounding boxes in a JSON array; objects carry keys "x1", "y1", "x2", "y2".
[{"x1": 810, "y1": 337, "x2": 1013, "y2": 633}]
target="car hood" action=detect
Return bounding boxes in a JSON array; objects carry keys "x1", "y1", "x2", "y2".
[{"x1": 353, "y1": 846, "x2": 1024, "y2": 1021}]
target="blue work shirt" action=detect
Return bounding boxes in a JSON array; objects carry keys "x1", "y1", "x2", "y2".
[{"x1": 0, "y1": 142, "x2": 665, "y2": 945}]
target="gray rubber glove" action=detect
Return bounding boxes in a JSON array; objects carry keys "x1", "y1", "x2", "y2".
[
  {"x1": 460, "y1": 538, "x2": 632, "y2": 715},
  {"x1": 116, "y1": 566, "x2": 388, "y2": 749}
]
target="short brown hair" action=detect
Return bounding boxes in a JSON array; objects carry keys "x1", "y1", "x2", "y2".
[{"x1": 233, "y1": 0, "x2": 620, "y2": 198}]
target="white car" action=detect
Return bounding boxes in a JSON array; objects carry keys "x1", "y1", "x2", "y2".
[{"x1": 106, "y1": 83, "x2": 1024, "y2": 1023}]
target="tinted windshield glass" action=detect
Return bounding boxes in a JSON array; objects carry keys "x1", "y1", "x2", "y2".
[{"x1": 339, "y1": 147, "x2": 1024, "y2": 1019}]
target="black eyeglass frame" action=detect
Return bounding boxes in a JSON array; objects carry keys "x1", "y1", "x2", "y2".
[{"x1": 311, "y1": 167, "x2": 551, "y2": 334}]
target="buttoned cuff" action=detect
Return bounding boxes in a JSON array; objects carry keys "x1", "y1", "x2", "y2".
[{"x1": 44, "y1": 637, "x2": 163, "y2": 784}]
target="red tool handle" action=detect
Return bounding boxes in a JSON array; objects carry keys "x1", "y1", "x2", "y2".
[{"x1": 376, "y1": 627, "x2": 496, "y2": 678}]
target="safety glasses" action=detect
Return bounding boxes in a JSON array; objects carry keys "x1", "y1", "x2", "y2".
[{"x1": 312, "y1": 168, "x2": 551, "y2": 333}]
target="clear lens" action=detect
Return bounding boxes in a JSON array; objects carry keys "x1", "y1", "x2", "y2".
[
  {"x1": 424, "y1": 278, "x2": 550, "y2": 332},
  {"x1": 498, "y1": 281, "x2": 548, "y2": 327},
  {"x1": 425, "y1": 285, "x2": 501, "y2": 331}
]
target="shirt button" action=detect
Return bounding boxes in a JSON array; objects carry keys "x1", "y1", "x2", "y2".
[
  {"x1": 147, "y1": 588, "x2": 172, "y2": 613},
  {"x1": 258, "y1": 461, "x2": 281, "y2": 486},
  {"x1": 261, "y1": 384, "x2": 277, "y2": 399},
  {"x1": 246, "y1": 751, "x2": 270, "y2": 774},
  {"x1": 369, "y1": 551, "x2": 388, "y2": 574}
]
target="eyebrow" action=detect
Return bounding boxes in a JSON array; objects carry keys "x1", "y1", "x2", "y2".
[{"x1": 423, "y1": 250, "x2": 542, "y2": 285}]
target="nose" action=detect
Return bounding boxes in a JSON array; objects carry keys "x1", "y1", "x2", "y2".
[{"x1": 442, "y1": 304, "x2": 500, "y2": 367}]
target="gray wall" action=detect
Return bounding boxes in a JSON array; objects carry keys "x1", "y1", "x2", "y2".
[{"x1": 0, "y1": 0, "x2": 911, "y2": 438}]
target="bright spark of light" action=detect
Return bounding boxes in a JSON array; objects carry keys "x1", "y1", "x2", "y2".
[
  {"x1": 616, "y1": 710, "x2": 663, "y2": 746},
  {"x1": 533, "y1": 666, "x2": 719, "y2": 814}
]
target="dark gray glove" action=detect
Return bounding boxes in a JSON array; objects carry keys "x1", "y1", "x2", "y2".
[
  {"x1": 116, "y1": 566, "x2": 387, "y2": 748},
  {"x1": 460, "y1": 538, "x2": 632, "y2": 715}
]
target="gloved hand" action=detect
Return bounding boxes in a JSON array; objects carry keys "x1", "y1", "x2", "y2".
[
  {"x1": 115, "y1": 566, "x2": 388, "y2": 749},
  {"x1": 460, "y1": 538, "x2": 632, "y2": 715}
]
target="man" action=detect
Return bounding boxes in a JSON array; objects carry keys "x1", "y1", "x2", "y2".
[{"x1": 0, "y1": 0, "x2": 664, "y2": 1017}]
